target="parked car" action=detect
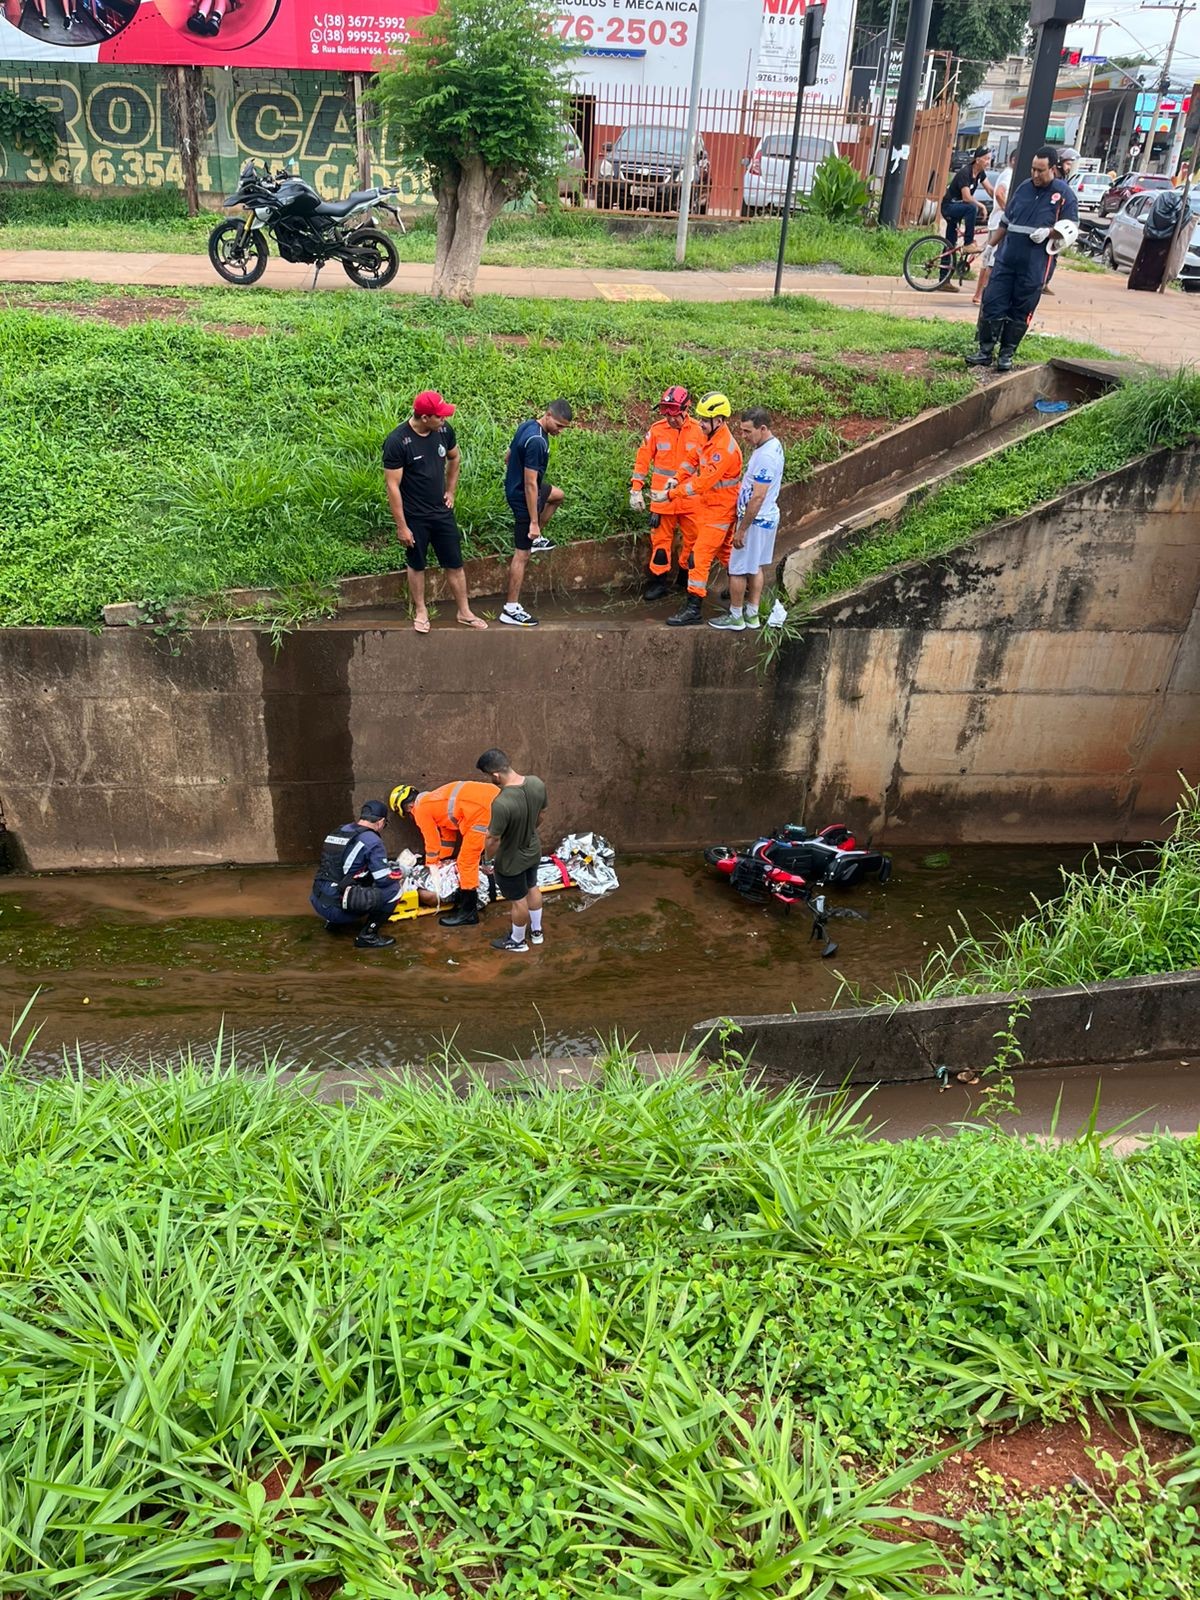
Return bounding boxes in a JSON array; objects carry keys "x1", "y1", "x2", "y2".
[
  {"x1": 558, "y1": 123, "x2": 585, "y2": 204},
  {"x1": 1098, "y1": 171, "x2": 1173, "y2": 217},
  {"x1": 1101, "y1": 188, "x2": 1200, "y2": 290},
  {"x1": 593, "y1": 125, "x2": 711, "y2": 215},
  {"x1": 742, "y1": 132, "x2": 838, "y2": 215},
  {"x1": 1071, "y1": 170, "x2": 1112, "y2": 212}
]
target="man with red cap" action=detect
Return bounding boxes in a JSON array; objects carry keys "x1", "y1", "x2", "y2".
[
  {"x1": 383, "y1": 391, "x2": 488, "y2": 634},
  {"x1": 630, "y1": 386, "x2": 705, "y2": 601}
]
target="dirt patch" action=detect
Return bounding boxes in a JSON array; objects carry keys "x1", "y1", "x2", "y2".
[
  {"x1": 203, "y1": 321, "x2": 268, "y2": 339},
  {"x1": 577, "y1": 396, "x2": 888, "y2": 451},
  {"x1": 7, "y1": 295, "x2": 267, "y2": 338},
  {"x1": 891, "y1": 1410, "x2": 1188, "y2": 1554}
]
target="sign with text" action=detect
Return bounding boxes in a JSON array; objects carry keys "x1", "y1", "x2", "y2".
[{"x1": 756, "y1": 0, "x2": 852, "y2": 103}]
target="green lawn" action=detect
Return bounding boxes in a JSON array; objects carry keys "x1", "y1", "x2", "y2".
[
  {"x1": 0, "y1": 185, "x2": 930, "y2": 275},
  {"x1": 0, "y1": 284, "x2": 1001, "y2": 626},
  {"x1": 0, "y1": 1049, "x2": 1196, "y2": 1598}
]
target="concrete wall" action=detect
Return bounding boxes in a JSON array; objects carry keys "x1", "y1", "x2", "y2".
[
  {"x1": 697, "y1": 970, "x2": 1200, "y2": 1086},
  {"x1": 2, "y1": 443, "x2": 1199, "y2": 870},
  {"x1": 789, "y1": 442, "x2": 1200, "y2": 844}
]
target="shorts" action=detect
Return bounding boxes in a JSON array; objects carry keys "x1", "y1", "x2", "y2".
[
  {"x1": 507, "y1": 482, "x2": 551, "y2": 551},
  {"x1": 405, "y1": 510, "x2": 463, "y2": 573},
  {"x1": 495, "y1": 864, "x2": 540, "y2": 902},
  {"x1": 728, "y1": 519, "x2": 779, "y2": 576}
]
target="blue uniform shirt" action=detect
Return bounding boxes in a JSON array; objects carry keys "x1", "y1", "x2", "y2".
[
  {"x1": 996, "y1": 177, "x2": 1078, "y2": 274},
  {"x1": 314, "y1": 823, "x2": 394, "y2": 898},
  {"x1": 504, "y1": 419, "x2": 550, "y2": 505}
]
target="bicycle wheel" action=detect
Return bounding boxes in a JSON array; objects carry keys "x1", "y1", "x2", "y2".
[{"x1": 903, "y1": 234, "x2": 954, "y2": 292}]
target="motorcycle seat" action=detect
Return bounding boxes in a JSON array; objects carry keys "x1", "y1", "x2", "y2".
[{"x1": 314, "y1": 192, "x2": 378, "y2": 217}]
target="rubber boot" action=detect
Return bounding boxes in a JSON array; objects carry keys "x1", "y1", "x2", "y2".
[
  {"x1": 643, "y1": 576, "x2": 670, "y2": 602},
  {"x1": 355, "y1": 922, "x2": 396, "y2": 949},
  {"x1": 666, "y1": 596, "x2": 703, "y2": 627},
  {"x1": 996, "y1": 347, "x2": 1017, "y2": 373},
  {"x1": 438, "y1": 887, "x2": 479, "y2": 927},
  {"x1": 964, "y1": 345, "x2": 994, "y2": 367}
]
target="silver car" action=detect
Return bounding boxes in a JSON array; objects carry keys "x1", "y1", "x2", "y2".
[
  {"x1": 742, "y1": 132, "x2": 837, "y2": 215},
  {"x1": 1071, "y1": 171, "x2": 1111, "y2": 213},
  {"x1": 1102, "y1": 189, "x2": 1200, "y2": 291}
]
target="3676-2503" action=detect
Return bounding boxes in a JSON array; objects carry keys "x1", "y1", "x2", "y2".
[{"x1": 555, "y1": 14, "x2": 689, "y2": 44}]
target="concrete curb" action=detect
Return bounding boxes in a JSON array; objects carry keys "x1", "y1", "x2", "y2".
[{"x1": 696, "y1": 970, "x2": 1200, "y2": 1087}]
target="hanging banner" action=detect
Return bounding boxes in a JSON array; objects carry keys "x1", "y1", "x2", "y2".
[
  {"x1": 0, "y1": 0, "x2": 435, "y2": 68},
  {"x1": 755, "y1": 0, "x2": 852, "y2": 104}
]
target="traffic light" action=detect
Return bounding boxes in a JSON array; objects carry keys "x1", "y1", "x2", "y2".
[{"x1": 1059, "y1": 47, "x2": 1082, "y2": 66}]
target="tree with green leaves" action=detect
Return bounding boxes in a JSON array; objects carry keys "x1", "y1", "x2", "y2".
[
  {"x1": 370, "y1": 0, "x2": 574, "y2": 301},
  {"x1": 858, "y1": 0, "x2": 1029, "y2": 102}
]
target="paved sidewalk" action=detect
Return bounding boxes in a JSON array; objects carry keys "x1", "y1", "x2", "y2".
[{"x1": 0, "y1": 247, "x2": 1196, "y2": 364}]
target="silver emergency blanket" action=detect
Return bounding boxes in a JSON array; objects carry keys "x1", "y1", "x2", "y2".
[{"x1": 392, "y1": 835, "x2": 620, "y2": 906}]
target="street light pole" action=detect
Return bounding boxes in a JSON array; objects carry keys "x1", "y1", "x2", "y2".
[
  {"x1": 878, "y1": 0, "x2": 934, "y2": 227},
  {"x1": 1140, "y1": 2, "x2": 1193, "y2": 173},
  {"x1": 674, "y1": 0, "x2": 709, "y2": 265},
  {"x1": 1077, "y1": 19, "x2": 1109, "y2": 152},
  {"x1": 773, "y1": 4, "x2": 825, "y2": 297}
]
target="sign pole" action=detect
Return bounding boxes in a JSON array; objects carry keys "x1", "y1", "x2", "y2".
[
  {"x1": 774, "y1": 4, "x2": 825, "y2": 298},
  {"x1": 674, "y1": 0, "x2": 710, "y2": 265}
]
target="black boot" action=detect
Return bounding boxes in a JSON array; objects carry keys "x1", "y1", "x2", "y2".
[
  {"x1": 355, "y1": 922, "x2": 396, "y2": 949},
  {"x1": 438, "y1": 887, "x2": 479, "y2": 927},
  {"x1": 674, "y1": 565, "x2": 689, "y2": 590},
  {"x1": 965, "y1": 346, "x2": 994, "y2": 367},
  {"x1": 644, "y1": 576, "x2": 670, "y2": 602},
  {"x1": 666, "y1": 597, "x2": 703, "y2": 627},
  {"x1": 996, "y1": 347, "x2": 1017, "y2": 373}
]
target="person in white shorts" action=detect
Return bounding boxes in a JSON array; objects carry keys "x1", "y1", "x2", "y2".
[
  {"x1": 973, "y1": 163, "x2": 1012, "y2": 306},
  {"x1": 710, "y1": 408, "x2": 785, "y2": 632}
]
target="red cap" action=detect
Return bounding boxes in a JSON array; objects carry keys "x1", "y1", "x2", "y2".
[{"x1": 413, "y1": 390, "x2": 456, "y2": 418}]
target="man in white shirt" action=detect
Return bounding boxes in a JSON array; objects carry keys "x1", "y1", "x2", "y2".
[
  {"x1": 973, "y1": 162, "x2": 1012, "y2": 306},
  {"x1": 710, "y1": 408, "x2": 785, "y2": 632}
]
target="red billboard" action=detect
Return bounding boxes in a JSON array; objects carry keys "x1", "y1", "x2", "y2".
[{"x1": 1, "y1": 0, "x2": 436, "y2": 69}]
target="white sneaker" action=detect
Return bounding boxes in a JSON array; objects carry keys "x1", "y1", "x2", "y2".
[
  {"x1": 530, "y1": 929, "x2": 544, "y2": 945},
  {"x1": 528, "y1": 536, "x2": 553, "y2": 553},
  {"x1": 709, "y1": 613, "x2": 745, "y2": 632},
  {"x1": 500, "y1": 604, "x2": 539, "y2": 627},
  {"x1": 745, "y1": 612, "x2": 761, "y2": 630}
]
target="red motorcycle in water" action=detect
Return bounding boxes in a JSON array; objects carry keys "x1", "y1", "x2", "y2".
[{"x1": 704, "y1": 824, "x2": 892, "y2": 958}]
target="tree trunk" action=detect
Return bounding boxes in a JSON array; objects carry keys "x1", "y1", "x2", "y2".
[
  {"x1": 432, "y1": 155, "x2": 508, "y2": 302},
  {"x1": 165, "y1": 64, "x2": 205, "y2": 217},
  {"x1": 433, "y1": 168, "x2": 460, "y2": 288},
  {"x1": 350, "y1": 73, "x2": 371, "y2": 190}
]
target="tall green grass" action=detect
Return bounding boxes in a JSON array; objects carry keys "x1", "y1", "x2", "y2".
[
  {"x1": 0, "y1": 1030, "x2": 1197, "y2": 1596},
  {"x1": 880, "y1": 784, "x2": 1200, "y2": 1004}
]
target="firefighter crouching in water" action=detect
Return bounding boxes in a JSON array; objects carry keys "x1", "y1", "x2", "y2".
[
  {"x1": 630, "y1": 385, "x2": 706, "y2": 601},
  {"x1": 653, "y1": 392, "x2": 744, "y2": 628},
  {"x1": 393, "y1": 779, "x2": 497, "y2": 928},
  {"x1": 310, "y1": 798, "x2": 409, "y2": 950}
]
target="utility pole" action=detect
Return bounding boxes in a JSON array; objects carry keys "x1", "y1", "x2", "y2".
[
  {"x1": 1076, "y1": 18, "x2": 1111, "y2": 153},
  {"x1": 1141, "y1": 2, "x2": 1194, "y2": 171},
  {"x1": 867, "y1": 0, "x2": 902, "y2": 194},
  {"x1": 878, "y1": 0, "x2": 934, "y2": 227},
  {"x1": 674, "y1": 0, "x2": 709, "y2": 265},
  {"x1": 1012, "y1": 0, "x2": 1086, "y2": 198},
  {"x1": 774, "y1": 5, "x2": 825, "y2": 297}
]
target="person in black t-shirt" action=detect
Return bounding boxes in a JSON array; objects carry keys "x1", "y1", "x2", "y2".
[
  {"x1": 383, "y1": 390, "x2": 487, "y2": 634},
  {"x1": 940, "y1": 146, "x2": 992, "y2": 257}
]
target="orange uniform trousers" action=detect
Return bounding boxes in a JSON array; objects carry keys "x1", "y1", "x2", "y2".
[
  {"x1": 412, "y1": 780, "x2": 496, "y2": 891},
  {"x1": 658, "y1": 422, "x2": 743, "y2": 600},
  {"x1": 631, "y1": 416, "x2": 706, "y2": 578}
]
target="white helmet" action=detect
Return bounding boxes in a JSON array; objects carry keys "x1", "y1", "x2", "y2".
[{"x1": 1047, "y1": 218, "x2": 1079, "y2": 255}]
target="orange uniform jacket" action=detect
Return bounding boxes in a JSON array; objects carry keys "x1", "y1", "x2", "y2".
[
  {"x1": 657, "y1": 423, "x2": 743, "y2": 528},
  {"x1": 630, "y1": 417, "x2": 706, "y2": 498},
  {"x1": 412, "y1": 780, "x2": 496, "y2": 891}
]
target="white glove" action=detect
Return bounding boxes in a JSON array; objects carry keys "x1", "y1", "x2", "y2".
[
  {"x1": 1030, "y1": 227, "x2": 1050, "y2": 244},
  {"x1": 629, "y1": 489, "x2": 645, "y2": 512}
]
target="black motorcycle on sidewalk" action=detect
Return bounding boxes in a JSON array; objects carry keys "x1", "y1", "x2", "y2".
[{"x1": 208, "y1": 161, "x2": 405, "y2": 289}]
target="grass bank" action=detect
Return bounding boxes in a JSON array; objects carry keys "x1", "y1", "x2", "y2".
[
  {"x1": 0, "y1": 1047, "x2": 1196, "y2": 1598},
  {"x1": 879, "y1": 785, "x2": 1200, "y2": 1003},
  {"x1": 796, "y1": 371, "x2": 1200, "y2": 614},
  {"x1": 0, "y1": 185, "x2": 928, "y2": 275},
  {"x1": 0, "y1": 284, "x2": 996, "y2": 625}
]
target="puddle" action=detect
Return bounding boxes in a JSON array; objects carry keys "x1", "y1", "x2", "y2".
[{"x1": 1, "y1": 848, "x2": 1091, "y2": 1075}]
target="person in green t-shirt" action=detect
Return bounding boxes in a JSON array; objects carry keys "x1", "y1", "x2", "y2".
[{"x1": 477, "y1": 747, "x2": 548, "y2": 953}]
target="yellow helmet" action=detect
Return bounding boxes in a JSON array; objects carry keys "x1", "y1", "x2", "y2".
[
  {"x1": 694, "y1": 391, "x2": 732, "y2": 419},
  {"x1": 388, "y1": 783, "x2": 416, "y2": 814}
]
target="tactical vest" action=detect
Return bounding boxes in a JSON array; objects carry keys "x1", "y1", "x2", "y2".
[{"x1": 312, "y1": 825, "x2": 374, "y2": 897}]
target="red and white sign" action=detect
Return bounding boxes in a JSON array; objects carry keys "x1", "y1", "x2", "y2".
[{"x1": 756, "y1": 0, "x2": 853, "y2": 103}]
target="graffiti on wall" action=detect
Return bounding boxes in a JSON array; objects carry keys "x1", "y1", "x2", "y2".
[{"x1": 0, "y1": 64, "x2": 434, "y2": 200}]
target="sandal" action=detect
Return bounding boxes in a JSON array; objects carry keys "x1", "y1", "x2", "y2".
[
  {"x1": 413, "y1": 615, "x2": 431, "y2": 634},
  {"x1": 457, "y1": 615, "x2": 488, "y2": 629}
]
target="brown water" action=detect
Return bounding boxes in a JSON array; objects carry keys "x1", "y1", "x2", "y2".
[{"x1": 1, "y1": 847, "x2": 1090, "y2": 1073}]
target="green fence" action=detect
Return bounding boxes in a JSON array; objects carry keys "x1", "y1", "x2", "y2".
[{"x1": 0, "y1": 62, "x2": 434, "y2": 205}]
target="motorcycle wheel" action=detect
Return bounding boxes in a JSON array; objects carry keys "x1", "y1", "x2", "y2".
[
  {"x1": 342, "y1": 226, "x2": 399, "y2": 290},
  {"x1": 208, "y1": 220, "x2": 269, "y2": 286}
]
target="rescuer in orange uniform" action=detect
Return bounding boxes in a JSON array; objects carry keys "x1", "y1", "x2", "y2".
[
  {"x1": 630, "y1": 385, "x2": 706, "y2": 601},
  {"x1": 655, "y1": 392, "x2": 744, "y2": 628},
  {"x1": 391, "y1": 779, "x2": 496, "y2": 928}
]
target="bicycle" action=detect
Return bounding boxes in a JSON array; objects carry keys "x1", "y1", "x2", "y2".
[{"x1": 902, "y1": 233, "x2": 981, "y2": 292}]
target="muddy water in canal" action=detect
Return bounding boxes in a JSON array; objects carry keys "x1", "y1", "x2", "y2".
[{"x1": 2, "y1": 846, "x2": 1095, "y2": 1073}]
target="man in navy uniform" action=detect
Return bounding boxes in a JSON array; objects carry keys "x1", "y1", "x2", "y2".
[
  {"x1": 966, "y1": 147, "x2": 1079, "y2": 372},
  {"x1": 309, "y1": 796, "x2": 411, "y2": 950}
]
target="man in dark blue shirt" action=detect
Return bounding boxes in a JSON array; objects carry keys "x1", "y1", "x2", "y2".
[
  {"x1": 500, "y1": 399, "x2": 574, "y2": 628},
  {"x1": 309, "y1": 798, "x2": 408, "y2": 949},
  {"x1": 966, "y1": 147, "x2": 1079, "y2": 372}
]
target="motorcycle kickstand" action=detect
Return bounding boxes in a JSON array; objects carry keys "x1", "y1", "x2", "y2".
[{"x1": 309, "y1": 261, "x2": 324, "y2": 292}]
